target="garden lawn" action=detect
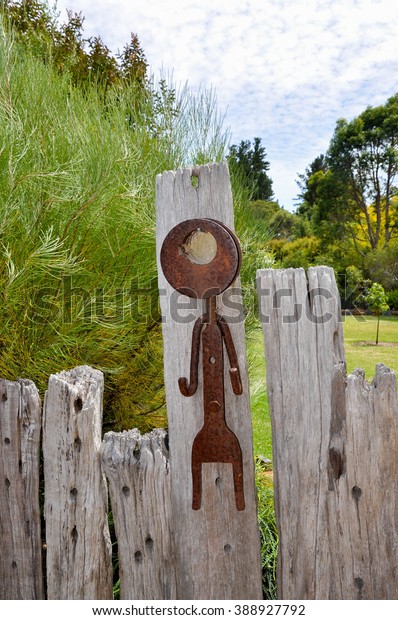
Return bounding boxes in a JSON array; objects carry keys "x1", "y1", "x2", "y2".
[
  {"x1": 248, "y1": 315, "x2": 398, "y2": 458},
  {"x1": 343, "y1": 315, "x2": 398, "y2": 380}
]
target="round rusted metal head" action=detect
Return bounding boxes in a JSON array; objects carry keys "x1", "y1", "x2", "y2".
[{"x1": 160, "y1": 218, "x2": 241, "y2": 298}]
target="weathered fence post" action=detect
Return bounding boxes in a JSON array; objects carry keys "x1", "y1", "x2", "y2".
[
  {"x1": 156, "y1": 163, "x2": 262, "y2": 600},
  {"x1": 342, "y1": 364, "x2": 398, "y2": 599},
  {"x1": 257, "y1": 266, "x2": 398, "y2": 599},
  {"x1": 43, "y1": 365, "x2": 113, "y2": 599},
  {"x1": 0, "y1": 379, "x2": 43, "y2": 600},
  {"x1": 101, "y1": 428, "x2": 176, "y2": 600}
]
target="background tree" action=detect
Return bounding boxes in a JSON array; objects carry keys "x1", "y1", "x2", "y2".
[
  {"x1": 294, "y1": 96, "x2": 398, "y2": 285},
  {"x1": 228, "y1": 137, "x2": 273, "y2": 201},
  {"x1": 296, "y1": 153, "x2": 327, "y2": 220},
  {"x1": 248, "y1": 199, "x2": 279, "y2": 221},
  {"x1": 2, "y1": 1, "x2": 149, "y2": 89},
  {"x1": 326, "y1": 95, "x2": 398, "y2": 250},
  {"x1": 268, "y1": 208, "x2": 297, "y2": 239},
  {"x1": 366, "y1": 283, "x2": 389, "y2": 345},
  {"x1": 364, "y1": 239, "x2": 398, "y2": 291},
  {"x1": 343, "y1": 265, "x2": 371, "y2": 310},
  {"x1": 52, "y1": 9, "x2": 87, "y2": 81},
  {"x1": 86, "y1": 36, "x2": 119, "y2": 86},
  {"x1": 118, "y1": 33, "x2": 148, "y2": 85}
]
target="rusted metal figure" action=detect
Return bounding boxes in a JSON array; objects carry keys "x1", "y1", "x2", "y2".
[{"x1": 160, "y1": 218, "x2": 245, "y2": 511}]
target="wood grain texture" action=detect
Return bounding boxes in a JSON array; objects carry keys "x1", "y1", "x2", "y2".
[
  {"x1": 257, "y1": 267, "x2": 398, "y2": 599},
  {"x1": 342, "y1": 364, "x2": 398, "y2": 599},
  {"x1": 257, "y1": 266, "x2": 345, "y2": 599},
  {"x1": 101, "y1": 428, "x2": 176, "y2": 600},
  {"x1": 0, "y1": 379, "x2": 43, "y2": 600},
  {"x1": 43, "y1": 366, "x2": 113, "y2": 600},
  {"x1": 156, "y1": 163, "x2": 262, "y2": 600}
]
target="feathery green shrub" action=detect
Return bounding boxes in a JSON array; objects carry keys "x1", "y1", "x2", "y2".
[{"x1": 0, "y1": 19, "x2": 229, "y2": 430}]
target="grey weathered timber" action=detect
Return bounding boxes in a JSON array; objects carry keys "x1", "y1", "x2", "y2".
[
  {"x1": 156, "y1": 163, "x2": 262, "y2": 600},
  {"x1": 43, "y1": 366, "x2": 113, "y2": 600},
  {"x1": 101, "y1": 429, "x2": 176, "y2": 600},
  {"x1": 257, "y1": 266, "x2": 344, "y2": 599},
  {"x1": 257, "y1": 267, "x2": 398, "y2": 599},
  {"x1": 341, "y1": 364, "x2": 398, "y2": 599},
  {"x1": 0, "y1": 379, "x2": 43, "y2": 600}
]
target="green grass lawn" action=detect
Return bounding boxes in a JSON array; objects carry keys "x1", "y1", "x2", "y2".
[
  {"x1": 248, "y1": 315, "x2": 398, "y2": 458},
  {"x1": 343, "y1": 315, "x2": 398, "y2": 378}
]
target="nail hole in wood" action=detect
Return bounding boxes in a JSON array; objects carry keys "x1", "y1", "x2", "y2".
[
  {"x1": 145, "y1": 537, "x2": 154, "y2": 552},
  {"x1": 5, "y1": 478, "x2": 10, "y2": 488},
  {"x1": 74, "y1": 437, "x2": 82, "y2": 451},
  {"x1": 354, "y1": 577, "x2": 364, "y2": 592},
  {"x1": 4, "y1": 437, "x2": 10, "y2": 445},
  {"x1": 134, "y1": 550, "x2": 143, "y2": 563},
  {"x1": 74, "y1": 397, "x2": 83, "y2": 412},
  {"x1": 71, "y1": 526, "x2": 78, "y2": 543},
  {"x1": 70, "y1": 487, "x2": 78, "y2": 499},
  {"x1": 224, "y1": 544, "x2": 232, "y2": 555},
  {"x1": 12, "y1": 561, "x2": 17, "y2": 569},
  {"x1": 352, "y1": 485, "x2": 362, "y2": 501},
  {"x1": 215, "y1": 476, "x2": 222, "y2": 488},
  {"x1": 329, "y1": 447, "x2": 344, "y2": 480},
  {"x1": 1, "y1": 392, "x2": 7, "y2": 402},
  {"x1": 122, "y1": 485, "x2": 130, "y2": 497}
]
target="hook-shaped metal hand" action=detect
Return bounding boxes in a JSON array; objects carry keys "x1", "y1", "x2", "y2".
[{"x1": 178, "y1": 316, "x2": 204, "y2": 397}]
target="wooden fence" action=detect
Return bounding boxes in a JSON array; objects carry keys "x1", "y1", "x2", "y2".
[
  {"x1": 0, "y1": 366, "x2": 174, "y2": 600},
  {"x1": 1, "y1": 266, "x2": 397, "y2": 600},
  {"x1": 1, "y1": 164, "x2": 397, "y2": 600}
]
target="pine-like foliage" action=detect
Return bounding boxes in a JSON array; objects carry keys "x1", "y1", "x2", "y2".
[{"x1": 1, "y1": 0, "x2": 146, "y2": 89}]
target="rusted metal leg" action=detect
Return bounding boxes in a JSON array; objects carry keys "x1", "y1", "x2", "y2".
[
  {"x1": 192, "y1": 458, "x2": 202, "y2": 510},
  {"x1": 232, "y1": 459, "x2": 245, "y2": 511}
]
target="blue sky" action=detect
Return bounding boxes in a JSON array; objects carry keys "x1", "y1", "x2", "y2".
[{"x1": 55, "y1": 0, "x2": 398, "y2": 211}]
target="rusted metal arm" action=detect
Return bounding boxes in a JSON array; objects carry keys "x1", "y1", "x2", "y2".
[
  {"x1": 178, "y1": 316, "x2": 204, "y2": 396},
  {"x1": 217, "y1": 316, "x2": 243, "y2": 395}
]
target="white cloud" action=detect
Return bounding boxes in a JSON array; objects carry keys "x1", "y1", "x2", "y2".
[{"x1": 55, "y1": 0, "x2": 398, "y2": 209}]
